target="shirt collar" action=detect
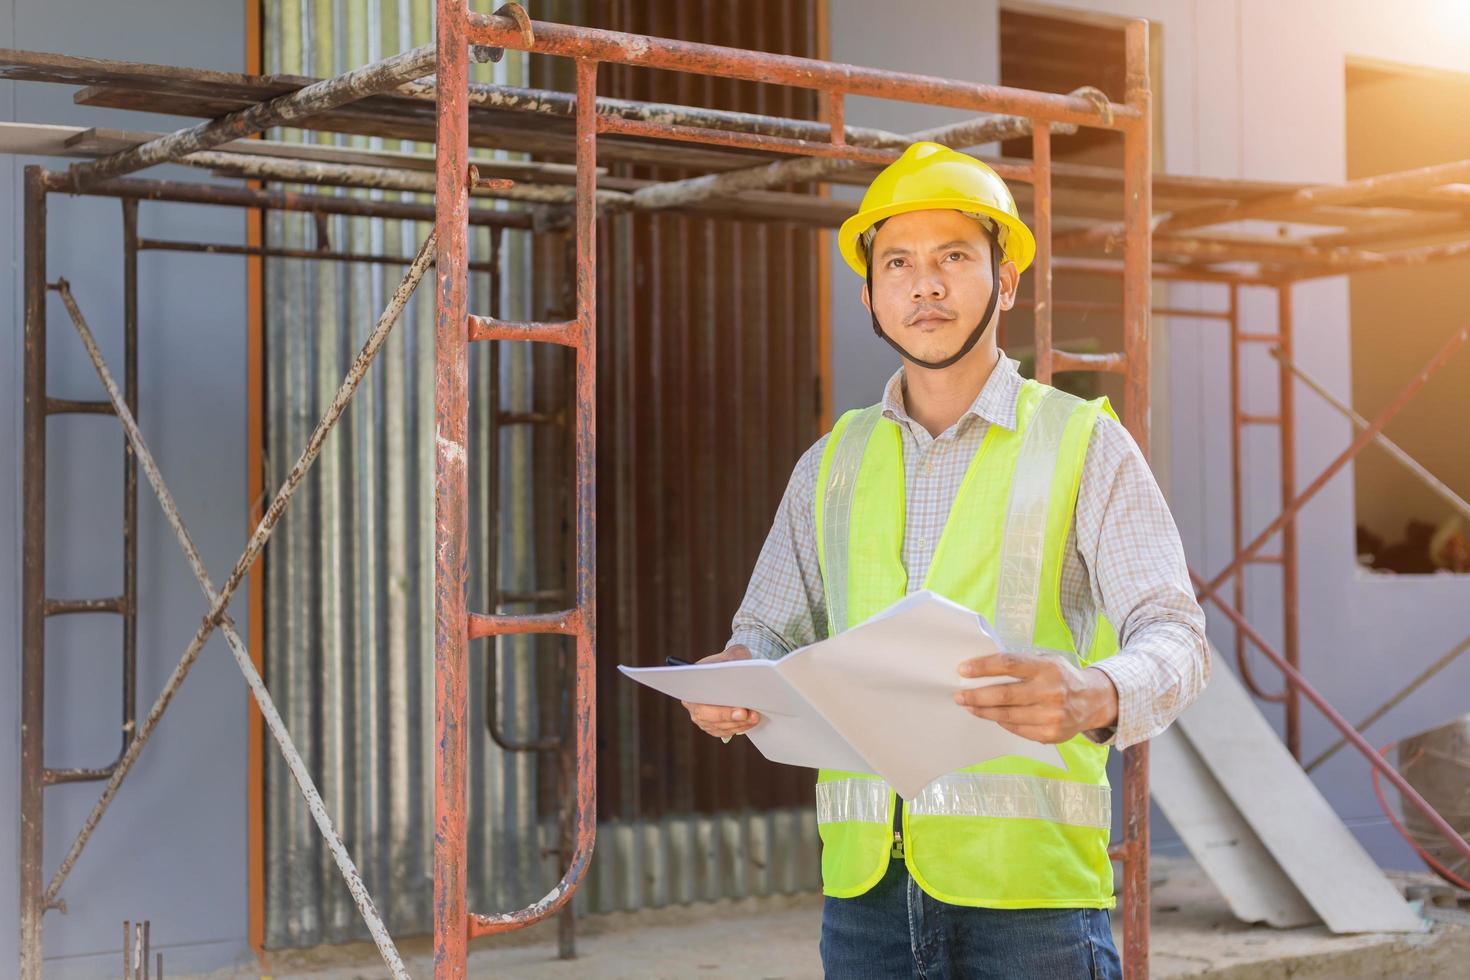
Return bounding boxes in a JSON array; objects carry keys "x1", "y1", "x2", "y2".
[{"x1": 880, "y1": 349, "x2": 1023, "y2": 434}]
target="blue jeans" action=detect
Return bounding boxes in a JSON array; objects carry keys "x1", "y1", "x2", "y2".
[{"x1": 819, "y1": 859, "x2": 1121, "y2": 980}]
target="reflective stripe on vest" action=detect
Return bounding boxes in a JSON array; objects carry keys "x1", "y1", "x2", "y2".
[
  {"x1": 817, "y1": 773, "x2": 1111, "y2": 830},
  {"x1": 820, "y1": 405, "x2": 884, "y2": 636},
  {"x1": 993, "y1": 388, "x2": 1077, "y2": 652}
]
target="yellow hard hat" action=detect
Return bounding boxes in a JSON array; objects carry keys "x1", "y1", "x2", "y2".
[{"x1": 838, "y1": 141, "x2": 1036, "y2": 278}]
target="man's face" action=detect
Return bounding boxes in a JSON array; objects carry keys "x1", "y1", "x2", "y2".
[{"x1": 861, "y1": 209, "x2": 1019, "y2": 366}]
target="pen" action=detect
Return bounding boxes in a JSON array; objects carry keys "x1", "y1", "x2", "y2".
[{"x1": 666, "y1": 656, "x2": 734, "y2": 743}]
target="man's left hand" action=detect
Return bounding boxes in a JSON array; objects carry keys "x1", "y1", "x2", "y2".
[{"x1": 953, "y1": 652, "x2": 1119, "y2": 744}]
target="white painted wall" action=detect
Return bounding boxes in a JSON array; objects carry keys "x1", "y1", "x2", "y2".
[{"x1": 827, "y1": 0, "x2": 1470, "y2": 868}]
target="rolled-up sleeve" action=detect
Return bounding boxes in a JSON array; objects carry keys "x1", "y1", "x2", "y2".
[
  {"x1": 727, "y1": 436, "x2": 831, "y2": 660},
  {"x1": 1075, "y1": 415, "x2": 1210, "y2": 749}
]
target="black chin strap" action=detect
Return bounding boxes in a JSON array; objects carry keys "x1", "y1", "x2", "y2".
[{"x1": 866, "y1": 231, "x2": 1001, "y2": 371}]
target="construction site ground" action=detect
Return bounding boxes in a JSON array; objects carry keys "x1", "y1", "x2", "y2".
[{"x1": 182, "y1": 857, "x2": 1470, "y2": 979}]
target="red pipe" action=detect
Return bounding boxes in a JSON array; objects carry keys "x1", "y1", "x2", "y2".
[
  {"x1": 432, "y1": 0, "x2": 470, "y2": 974},
  {"x1": 467, "y1": 12, "x2": 1137, "y2": 129}
]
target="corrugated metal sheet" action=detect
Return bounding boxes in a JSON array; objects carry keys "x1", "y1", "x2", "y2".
[{"x1": 262, "y1": 0, "x2": 823, "y2": 948}]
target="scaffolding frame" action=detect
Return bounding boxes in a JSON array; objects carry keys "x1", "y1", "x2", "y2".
[{"x1": 10, "y1": 4, "x2": 1470, "y2": 978}]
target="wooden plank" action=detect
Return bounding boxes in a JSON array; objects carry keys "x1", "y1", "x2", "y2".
[
  {"x1": 1151, "y1": 725, "x2": 1318, "y2": 928},
  {"x1": 0, "y1": 126, "x2": 847, "y2": 228},
  {"x1": 1176, "y1": 647, "x2": 1425, "y2": 934},
  {"x1": 62, "y1": 126, "x2": 594, "y2": 181},
  {"x1": 0, "y1": 120, "x2": 589, "y2": 181},
  {"x1": 0, "y1": 46, "x2": 276, "y2": 91},
  {"x1": 0, "y1": 121, "x2": 86, "y2": 156},
  {"x1": 74, "y1": 83, "x2": 786, "y2": 173},
  {"x1": 8, "y1": 45, "x2": 1463, "y2": 251}
]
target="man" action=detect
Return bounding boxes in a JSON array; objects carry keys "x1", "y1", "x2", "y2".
[{"x1": 681, "y1": 141, "x2": 1209, "y2": 979}]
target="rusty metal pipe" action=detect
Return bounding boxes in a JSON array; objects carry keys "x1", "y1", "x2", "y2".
[
  {"x1": 466, "y1": 13, "x2": 1136, "y2": 127},
  {"x1": 121, "y1": 198, "x2": 140, "y2": 799},
  {"x1": 19, "y1": 165, "x2": 47, "y2": 980},
  {"x1": 42, "y1": 596, "x2": 126, "y2": 616},
  {"x1": 466, "y1": 55, "x2": 600, "y2": 942},
  {"x1": 1227, "y1": 286, "x2": 1288, "y2": 703},
  {"x1": 468, "y1": 315, "x2": 579, "y2": 346},
  {"x1": 1119, "y1": 21, "x2": 1152, "y2": 980},
  {"x1": 1277, "y1": 286, "x2": 1302, "y2": 758},
  {"x1": 44, "y1": 397, "x2": 114, "y2": 414},
  {"x1": 137, "y1": 237, "x2": 497, "y2": 273},
  {"x1": 68, "y1": 44, "x2": 436, "y2": 185},
  {"x1": 432, "y1": 0, "x2": 471, "y2": 970},
  {"x1": 1033, "y1": 122, "x2": 1054, "y2": 384},
  {"x1": 42, "y1": 764, "x2": 126, "y2": 787},
  {"x1": 469, "y1": 609, "x2": 581, "y2": 637}
]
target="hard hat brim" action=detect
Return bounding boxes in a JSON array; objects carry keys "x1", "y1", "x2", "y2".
[{"x1": 838, "y1": 199, "x2": 1037, "y2": 278}]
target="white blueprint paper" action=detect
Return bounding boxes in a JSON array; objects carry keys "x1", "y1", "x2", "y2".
[{"x1": 618, "y1": 590, "x2": 1066, "y2": 799}]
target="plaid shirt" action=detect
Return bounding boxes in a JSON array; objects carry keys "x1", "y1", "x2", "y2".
[{"x1": 728, "y1": 352, "x2": 1209, "y2": 749}]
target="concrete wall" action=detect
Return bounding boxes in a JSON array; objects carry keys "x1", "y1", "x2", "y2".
[
  {"x1": 2, "y1": 1, "x2": 256, "y2": 974},
  {"x1": 827, "y1": 0, "x2": 1470, "y2": 868}
]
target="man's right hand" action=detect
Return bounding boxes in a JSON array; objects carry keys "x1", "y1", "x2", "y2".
[{"x1": 680, "y1": 645, "x2": 763, "y2": 739}]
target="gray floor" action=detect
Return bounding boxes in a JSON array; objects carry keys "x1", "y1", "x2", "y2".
[{"x1": 185, "y1": 858, "x2": 1470, "y2": 979}]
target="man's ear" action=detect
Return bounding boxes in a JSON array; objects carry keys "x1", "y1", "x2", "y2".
[
  {"x1": 860, "y1": 280, "x2": 872, "y2": 314},
  {"x1": 996, "y1": 260, "x2": 1020, "y2": 312}
]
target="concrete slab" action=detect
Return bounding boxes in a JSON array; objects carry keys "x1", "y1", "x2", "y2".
[
  {"x1": 184, "y1": 858, "x2": 1469, "y2": 979},
  {"x1": 1144, "y1": 858, "x2": 1466, "y2": 979}
]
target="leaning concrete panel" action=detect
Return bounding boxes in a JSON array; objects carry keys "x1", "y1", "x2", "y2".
[
  {"x1": 1173, "y1": 648, "x2": 1424, "y2": 934},
  {"x1": 1151, "y1": 725, "x2": 1317, "y2": 928}
]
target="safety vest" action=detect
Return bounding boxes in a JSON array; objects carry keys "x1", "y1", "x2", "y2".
[{"x1": 812, "y1": 378, "x2": 1119, "y2": 909}]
